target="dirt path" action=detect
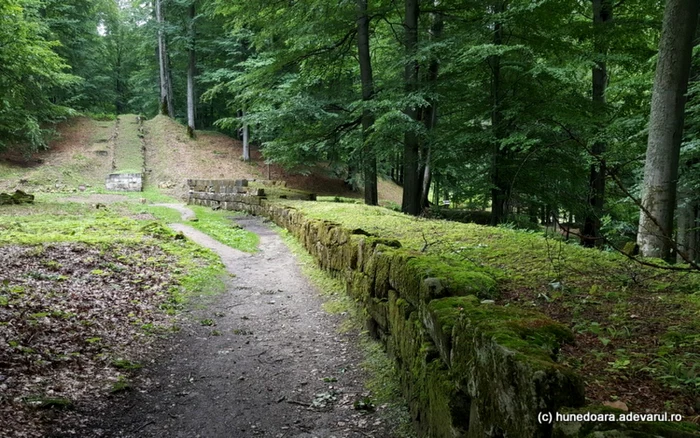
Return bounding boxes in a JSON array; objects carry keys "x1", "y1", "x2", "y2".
[
  {"x1": 153, "y1": 203, "x2": 197, "y2": 221},
  {"x1": 88, "y1": 212, "x2": 399, "y2": 438}
]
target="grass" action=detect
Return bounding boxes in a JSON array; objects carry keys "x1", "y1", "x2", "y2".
[
  {"x1": 188, "y1": 206, "x2": 259, "y2": 253},
  {"x1": 133, "y1": 202, "x2": 260, "y2": 253},
  {"x1": 0, "y1": 198, "x2": 225, "y2": 302},
  {"x1": 277, "y1": 226, "x2": 415, "y2": 437},
  {"x1": 275, "y1": 199, "x2": 700, "y2": 416},
  {"x1": 112, "y1": 114, "x2": 144, "y2": 175}
]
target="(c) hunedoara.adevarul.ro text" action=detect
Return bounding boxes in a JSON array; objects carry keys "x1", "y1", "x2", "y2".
[{"x1": 537, "y1": 411, "x2": 683, "y2": 424}]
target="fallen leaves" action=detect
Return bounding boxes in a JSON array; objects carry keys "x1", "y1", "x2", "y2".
[{"x1": 0, "y1": 242, "x2": 181, "y2": 437}]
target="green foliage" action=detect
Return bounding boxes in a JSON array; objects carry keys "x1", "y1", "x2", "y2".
[{"x1": 0, "y1": 0, "x2": 77, "y2": 152}]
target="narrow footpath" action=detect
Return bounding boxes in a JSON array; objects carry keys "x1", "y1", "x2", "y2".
[{"x1": 89, "y1": 212, "x2": 400, "y2": 438}]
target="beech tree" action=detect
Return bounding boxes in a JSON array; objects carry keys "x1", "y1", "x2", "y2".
[
  {"x1": 357, "y1": 0, "x2": 377, "y2": 205},
  {"x1": 401, "y1": 0, "x2": 421, "y2": 215},
  {"x1": 637, "y1": 0, "x2": 699, "y2": 260},
  {"x1": 186, "y1": 0, "x2": 196, "y2": 137},
  {"x1": 156, "y1": 0, "x2": 174, "y2": 117},
  {"x1": 581, "y1": 0, "x2": 613, "y2": 247},
  {"x1": 0, "y1": 0, "x2": 75, "y2": 152}
]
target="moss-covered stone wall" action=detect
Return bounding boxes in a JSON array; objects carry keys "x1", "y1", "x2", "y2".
[{"x1": 187, "y1": 183, "x2": 700, "y2": 438}]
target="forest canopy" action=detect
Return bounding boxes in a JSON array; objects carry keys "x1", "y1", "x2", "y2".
[{"x1": 1, "y1": 0, "x2": 699, "y2": 263}]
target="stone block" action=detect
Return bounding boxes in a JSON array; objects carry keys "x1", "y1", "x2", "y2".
[{"x1": 105, "y1": 173, "x2": 142, "y2": 192}]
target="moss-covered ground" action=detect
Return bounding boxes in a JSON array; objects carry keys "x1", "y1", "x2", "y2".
[{"x1": 278, "y1": 200, "x2": 700, "y2": 417}]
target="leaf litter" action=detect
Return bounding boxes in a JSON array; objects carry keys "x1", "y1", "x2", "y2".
[{"x1": 0, "y1": 242, "x2": 181, "y2": 437}]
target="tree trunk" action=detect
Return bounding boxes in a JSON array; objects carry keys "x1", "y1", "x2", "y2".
[
  {"x1": 676, "y1": 190, "x2": 698, "y2": 263},
  {"x1": 637, "y1": 0, "x2": 699, "y2": 260},
  {"x1": 186, "y1": 1, "x2": 196, "y2": 138},
  {"x1": 242, "y1": 110, "x2": 250, "y2": 161},
  {"x1": 420, "y1": 0, "x2": 443, "y2": 211},
  {"x1": 156, "y1": 0, "x2": 174, "y2": 117},
  {"x1": 490, "y1": 0, "x2": 508, "y2": 226},
  {"x1": 401, "y1": 0, "x2": 421, "y2": 215},
  {"x1": 582, "y1": 0, "x2": 612, "y2": 247},
  {"x1": 357, "y1": 0, "x2": 377, "y2": 205}
]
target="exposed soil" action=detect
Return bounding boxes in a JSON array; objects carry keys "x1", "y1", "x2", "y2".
[
  {"x1": 0, "y1": 117, "x2": 113, "y2": 192},
  {"x1": 84, "y1": 213, "x2": 401, "y2": 437},
  {"x1": 142, "y1": 115, "x2": 403, "y2": 205}
]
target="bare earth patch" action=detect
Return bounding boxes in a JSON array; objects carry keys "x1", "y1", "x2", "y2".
[
  {"x1": 143, "y1": 115, "x2": 403, "y2": 203},
  {"x1": 0, "y1": 117, "x2": 114, "y2": 192}
]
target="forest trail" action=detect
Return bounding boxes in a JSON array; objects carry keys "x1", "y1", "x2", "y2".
[{"x1": 90, "y1": 207, "x2": 397, "y2": 438}]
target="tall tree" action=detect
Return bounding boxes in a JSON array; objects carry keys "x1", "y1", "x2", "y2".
[
  {"x1": 489, "y1": 0, "x2": 507, "y2": 225},
  {"x1": 401, "y1": 0, "x2": 422, "y2": 215},
  {"x1": 581, "y1": 0, "x2": 612, "y2": 247},
  {"x1": 357, "y1": 0, "x2": 377, "y2": 205},
  {"x1": 156, "y1": 0, "x2": 174, "y2": 117},
  {"x1": 0, "y1": 0, "x2": 76, "y2": 152},
  {"x1": 420, "y1": 0, "x2": 444, "y2": 210},
  {"x1": 637, "y1": 0, "x2": 699, "y2": 260},
  {"x1": 186, "y1": 0, "x2": 196, "y2": 136},
  {"x1": 241, "y1": 110, "x2": 250, "y2": 161}
]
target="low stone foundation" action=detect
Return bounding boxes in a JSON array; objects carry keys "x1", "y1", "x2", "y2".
[{"x1": 105, "y1": 173, "x2": 142, "y2": 192}]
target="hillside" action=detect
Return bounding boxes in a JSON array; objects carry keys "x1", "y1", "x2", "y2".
[
  {"x1": 144, "y1": 116, "x2": 402, "y2": 202},
  {"x1": 0, "y1": 117, "x2": 114, "y2": 193},
  {"x1": 0, "y1": 115, "x2": 403, "y2": 204}
]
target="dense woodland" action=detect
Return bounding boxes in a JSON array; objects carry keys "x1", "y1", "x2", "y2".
[{"x1": 1, "y1": 0, "x2": 699, "y2": 263}]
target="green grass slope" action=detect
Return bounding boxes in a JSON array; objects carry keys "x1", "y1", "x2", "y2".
[{"x1": 112, "y1": 114, "x2": 144, "y2": 174}]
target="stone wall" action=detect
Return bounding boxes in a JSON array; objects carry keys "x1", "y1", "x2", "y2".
[
  {"x1": 187, "y1": 185, "x2": 699, "y2": 438},
  {"x1": 187, "y1": 179, "x2": 316, "y2": 206},
  {"x1": 105, "y1": 173, "x2": 142, "y2": 192}
]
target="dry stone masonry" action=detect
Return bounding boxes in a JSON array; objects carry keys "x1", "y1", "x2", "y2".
[
  {"x1": 187, "y1": 180, "x2": 700, "y2": 438},
  {"x1": 105, "y1": 173, "x2": 142, "y2": 192}
]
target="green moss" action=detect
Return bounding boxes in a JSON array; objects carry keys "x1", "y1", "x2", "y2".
[
  {"x1": 428, "y1": 296, "x2": 572, "y2": 365},
  {"x1": 188, "y1": 206, "x2": 259, "y2": 253},
  {"x1": 0, "y1": 200, "x2": 226, "y2": 309}
]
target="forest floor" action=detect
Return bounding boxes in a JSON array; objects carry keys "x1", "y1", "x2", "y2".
[
  {"x1": 83, "y1": 209, "x2": 406, "y2": 438},
  {"x1": 0, "y1": 115, "x2": 403, "y2": 205},
  {"x1": 0, "y1": 116, "x2": 411, "y2": 437},
  {"x1": 0, "y1": 196, "x2": 412, "y2": 438}
]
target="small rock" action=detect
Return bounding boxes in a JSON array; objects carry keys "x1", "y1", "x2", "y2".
[
  {"x1": 603, "y1": 400, "x2": 629, "y2": 412},
  {"x1": 480, "y1": 299, "x2": 495, "y2": 305}
]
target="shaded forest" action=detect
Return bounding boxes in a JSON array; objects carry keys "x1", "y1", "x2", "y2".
[{"x1": 2, "y1": 0, "x2": 699, "y2": 264}]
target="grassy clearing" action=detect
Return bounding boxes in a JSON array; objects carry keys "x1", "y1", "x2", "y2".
[
  {"x1": 134, "y1": 203, "x2": 259, "y2": 253},
  {"x1": 188, "y1": 206, "x2": 259, "y2": 253},
  {"x1": 277, "y1": 227, "x2": 415, "y2": 437},
  {"x1": 279, "y1": 200, "x2": 700, "y2": 416},
  {"x1": 0, "y1": 199, "x2": 225, "y2": 301}
]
